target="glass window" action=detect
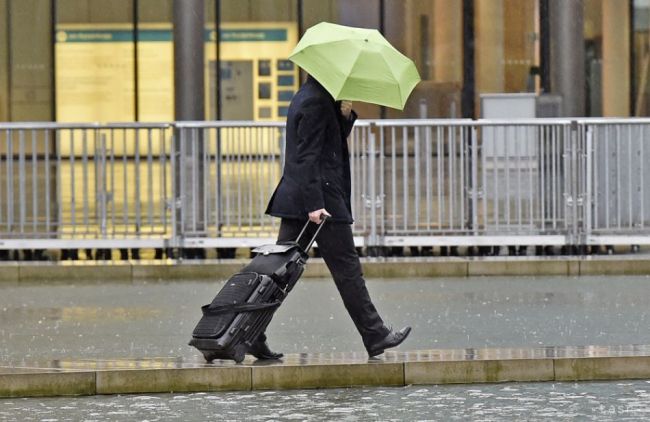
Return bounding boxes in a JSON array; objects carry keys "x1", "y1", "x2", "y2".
[
  {"x1": 221, "y1": 0, "x2": 297, "y2": 22},
  {"x1": 301, "y1": 0, "x2": 462, "y2": 119},
  {"x1": 258, "y1": 60, "x2": 271, "y2": 76},
  {"x1": 301, "y1": 0, "x2": 338, "y2": 29},
  {"x1": 0, "y1": 0, "x2": 8, "y2": 121},
  {"x1": 137, "y1": 0, "x2": 173, "y2": 121},
  {"x1": 216, "y1": 0, "x2": 299, "y2": 121},
  {"x1": 475, "y1": 0, "x2": 538, "y2": 116},
  {"x1": 55, "y1": 0, "x2": 135, "y2": 122},
  {"x1": 138, "y1": 0, "x2": 172, "y2": 23},
  {"x1": 302, "y1": 0, "x2": 382, "y2": 118},
  {"x1": 633, "y1": 0, "x2": 650, "y2": 116},
  {"x1": 385, "y1": 0, "x2": 463, "y2": 118},
  {"x1": 585, "y1": 0, "x2": 632, "y2": 117},
  {"x1": 5, "y1": 0, "x2": 53, "y2": 121},
  {"x1": 584, "y1": 0, "x2": 603, "y2": 116}
]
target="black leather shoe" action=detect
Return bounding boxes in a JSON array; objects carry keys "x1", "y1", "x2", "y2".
[
  {"x1": 248, "y1": 340, "x2": 283, "y2": 360},
  {"x1": 367, "y1": 326, "x2": 412, "y2": 357}
]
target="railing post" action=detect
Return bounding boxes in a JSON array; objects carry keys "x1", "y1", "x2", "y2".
[
  {"x1": 368, "y1": 131, "x2": 377, "y2": 251},
  {"x1": 582, "y1": 123, "x2": 593, "y2": 247},
  {"x1": 171, "y1": 125, "x2": 182, "y2": 250},
  {"x1": 365, "y1": 130, "x2": 381, "y2": 254},
  {"x1": 569, "y1": 120, "x2": 580, "y2": 249},
  {"x1": 97, "y1": 133, "x2": 108, "y2": 237},
  {"x1": 215, "y1": 127, "x2": 223, "y2": 237},
  {"x1": 471, "y1": 125, "x2": 479, "y2": 235},
  {"x1": 18, "y1": 130, "x2": 25, "y2": 234},
  {"x1": 7, "y1": 129, "x2": 14, "y2": 233}
]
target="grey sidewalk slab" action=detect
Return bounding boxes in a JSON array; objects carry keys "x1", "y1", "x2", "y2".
[
  {"x1": 3, "y1": 345, "x2": 650, "y2": 397},
  {"x1": 0, "y1": 372, "x2": 95, "y2": 397},
  {"x1": 95, "y1": 366, "x2": 251, "y2": 394},
  {"x1": 404, "y1": 359, "x2": 555, "y2": 384}
]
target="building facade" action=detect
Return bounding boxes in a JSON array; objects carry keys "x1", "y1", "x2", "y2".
[{"x1": 0, "y1": 0, "x2": 649, "y2": 123}]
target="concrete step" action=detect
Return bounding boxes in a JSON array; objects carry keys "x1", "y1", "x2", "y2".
[
  {"x1": 4, "y1": 254, "x2": 650, "y2": 283},
  {"x1": 2, "y1": 345, "x2": 650, "y2": 398}
]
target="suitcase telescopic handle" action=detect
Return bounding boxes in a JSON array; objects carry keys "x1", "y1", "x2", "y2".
[{"x1": 296, "y1": 215, "x2": 329, "y2": 253}]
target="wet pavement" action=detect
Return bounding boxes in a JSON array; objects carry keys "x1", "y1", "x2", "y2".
[
  {"x1": 2, "y1": 274, "x2": 650, "y2": 419},
  {"x1": 2, "y1": 275, "x2": 650, "y2": 363}
]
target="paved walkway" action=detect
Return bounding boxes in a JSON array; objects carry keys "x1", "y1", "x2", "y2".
[{"x1": 3, "y1": 256, "x2": 650, "y2": 397}]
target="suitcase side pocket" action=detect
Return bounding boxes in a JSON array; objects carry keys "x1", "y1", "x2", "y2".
[{"x1": 191, "y1": 272, "x2": 262, "y2": 339}]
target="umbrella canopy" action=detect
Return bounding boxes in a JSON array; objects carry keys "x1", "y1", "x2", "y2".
[{"x1": 289, "y1": 22, "x2": 421, "y2": 110}]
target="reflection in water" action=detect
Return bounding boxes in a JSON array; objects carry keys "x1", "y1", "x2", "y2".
[{"x1": 0, "y1": 306, "x2": 161, "y2": 322}]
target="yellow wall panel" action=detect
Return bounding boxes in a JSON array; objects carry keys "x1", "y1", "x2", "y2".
[{"x1": 55, "y1": 25, "x2": 135, "y2": 123}]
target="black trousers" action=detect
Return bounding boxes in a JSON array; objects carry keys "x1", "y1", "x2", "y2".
[{"x1": 260, "y1": 218, "x2": 389, "y2": 350}]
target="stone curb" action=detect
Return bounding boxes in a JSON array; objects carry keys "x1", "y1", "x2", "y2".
[
  {"x1": 3, "y1": 354, "x2": 650, "y2": 398},
  {"x1": 3, "y1": 256, "x2": 650, "y2": 282}
]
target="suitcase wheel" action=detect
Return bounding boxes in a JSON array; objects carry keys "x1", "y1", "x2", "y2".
[
  {"x1": 233, "y1": 345, "x2": 247, "y2": 363},
  {"x1": 202, "y1": 351, "x2": 218, "y2": 363}
]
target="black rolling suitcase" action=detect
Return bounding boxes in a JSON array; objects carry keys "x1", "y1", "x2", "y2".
[{"x1": 189, "y1": 218, "x2": 326, "y2": 363}]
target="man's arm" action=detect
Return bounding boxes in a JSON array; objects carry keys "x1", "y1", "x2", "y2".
[
  {"x1": 296, "y1": 98, "x2": 328, "y2": 214},
  {"x1": 339, "y1": 100, "x2": 357, "y2": 138}
]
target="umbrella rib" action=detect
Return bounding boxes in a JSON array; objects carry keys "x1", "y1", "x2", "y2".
[{"x1": 350, "y1": 48, "x2": 403, "y2": 105}]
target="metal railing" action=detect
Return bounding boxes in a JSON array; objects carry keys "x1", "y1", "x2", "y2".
[
  {"x1": 579, "y1": 119, "x2": 650, "y2": 246},
  {"x1": 173, "y1": 121, "x2": 286, "y2": 248},
  {"x1": 0, "y1": 122, "x2": 173, "y2": 250},
  {"x1": 2, "y1": 118, "x2": 650, "y2": 254},
  {"x1": 366, "y1": 119, "x2": 574, "y2": 248}
]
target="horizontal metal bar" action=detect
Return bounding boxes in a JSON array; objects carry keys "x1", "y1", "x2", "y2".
[
  {"x1": 585, "y1": 236, "x2": 650, "y2": 245},
  {"x1": 383, "y1": 236, "x2": 568, "y2": 247},
  {"x1": 0, "y1": 118, "x2": 582, "y2": 131},
  {"x1": 174, "y1": 121, "x2": 285, "y2": 129},
  {"x1": 0, "y1": 122, "x2": 171, "y2": 130},
  {"x1": 3, "y1": 118, "x2": 650, "y2": 132},
  {"x1": 0, "y1": 239, "x2": 169, "y2": 249},
  {"x1": 180, "y1": 237, "x2": 277, "y2": 248},
  {"x1": 575, "y1": 118, "x2": 650, "y2": 125},
  {"x1": 370, "y1": 119, "x2": 475, "y2": 127},
  {"x1": 180, "y1": 236, "x2": 367, "y2": 248},
  {"x1": 7, "y1": 235, "x2": 650, "y2": 250},
  {"x1": 371, "y1": 118, "x2": 575, "y2": 127}
]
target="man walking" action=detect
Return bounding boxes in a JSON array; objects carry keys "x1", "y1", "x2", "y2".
[{"x1": 251, "y1": 74, "x2": 411, "y2": 360}]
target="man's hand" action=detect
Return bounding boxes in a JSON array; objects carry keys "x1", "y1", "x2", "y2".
[
  {"x1": 340, "y1": 100, "x2": 353, "y2": 119},
  {"x1": 308, "y1": 208, "x2": 331, "y2": 224}
]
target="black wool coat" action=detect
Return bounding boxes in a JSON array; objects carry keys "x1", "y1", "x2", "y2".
[{"x1": 265, "y1": 76, "x2": 356, "y2": 224}]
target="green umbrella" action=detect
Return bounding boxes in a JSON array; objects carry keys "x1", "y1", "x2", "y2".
[{"x1": 289, "y1": 22, "x2": 421, "y2": 110}]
